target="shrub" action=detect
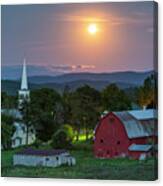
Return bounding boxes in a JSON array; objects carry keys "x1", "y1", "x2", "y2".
[
  {"x1": 62, "y1": 124, "x2": 74, "y2": 140},
  {"x1": 51, "y1": 124, "x2": 73, "y2": 149},
  {"x1": 32, "y1": 139, "x2": 42, "y2": 148}
]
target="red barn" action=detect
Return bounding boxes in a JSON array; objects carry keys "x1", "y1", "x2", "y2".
[{"x1": 94, "y1": 109, "x2": 157, "y2": 159}]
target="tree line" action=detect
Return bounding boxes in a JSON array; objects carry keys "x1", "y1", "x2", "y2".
[{"x1": 1, "y1": 74, "x2": 157, "y2": 149}]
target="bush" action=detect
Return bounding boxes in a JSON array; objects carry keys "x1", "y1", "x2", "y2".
[
  {"x1": 72, "y1": 140, "x2": 92, "y2": 151},
  {"x1": 51, "y1": 124, "x2": 73, "y2": 149},
  {"x1": 1, "y1": 114, "x2": 15, "y2": 150},
  {"x1": 32, "y1": 139, "x2": 43, "y2": 148},
  {"x1": 62, "y1": 124, "x2": 74, "y2": 140}
]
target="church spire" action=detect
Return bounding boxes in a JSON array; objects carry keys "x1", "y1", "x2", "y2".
[
  {"x1": 18, "y1": 58, "x2": 30, "y2": 109},
  {"x1": 21, "y1": 58, "x2": 28, "y2": 90}
]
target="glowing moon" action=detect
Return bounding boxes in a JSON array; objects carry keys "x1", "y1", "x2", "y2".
[{"x1": 88, "y1": 23, "x2": 97, "y2": 35}]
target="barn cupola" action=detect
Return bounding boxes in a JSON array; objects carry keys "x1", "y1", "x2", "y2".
[{"x1": 18, "y1": 59, "x2": 30, "y2": 109}]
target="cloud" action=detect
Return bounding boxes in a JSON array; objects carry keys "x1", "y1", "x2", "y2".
[
  {"x1": 50, "y1": 65, "x2": 73, "y2": 71},
  {"x1": 76, "y1": 65, "x2": 95, "y2": 69},
  {"x1": 52, "y1": 10, "x2": 153, "y2": 27},
  {"x1": 54, "y1": 13, "x2": 124, "y2": 26},
  {"x1": 48, "y1": 64, "x2": 96, "y2": 73},
  {"x1": 56, "y1": 14, "x2": 108, "y2": 23}
]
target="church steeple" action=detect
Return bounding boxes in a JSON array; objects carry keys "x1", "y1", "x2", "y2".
[
  {"x1": 18, "y1": 59, "x2": 30, "y2": 109},
  {"x1": 21, "y1": 59, "x2": 28, "y2": 90}
]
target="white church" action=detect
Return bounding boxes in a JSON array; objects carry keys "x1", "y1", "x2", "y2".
[{"x1": 2, "y1": 59, "x2": 36, "y2": 148}]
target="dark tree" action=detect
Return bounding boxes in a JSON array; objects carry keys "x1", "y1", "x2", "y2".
[
  {"x1": 137, "y1": 74, "x2": 157, "y2": 109},
  {"x1": 102, "y1": 83, "x2": 131, "y2": 111},
  {"x1": 51, "y1": 124, "x2": 73, "y2": 149},
  {"x1": 1, "y1": 92, "x2": 17, "y2": 109},
  {"x1": 70, "y1": 85, "x2": 101, "y2": 140},
  {"x1": 29, "y1": 88, "x2": 62, "y2": 142},
  {"x1": 1, "y1": 114, "x2": 15, "y2": 149},
  {"x1": 62, "y1": 85, "x2": 72, "y2": 124}
]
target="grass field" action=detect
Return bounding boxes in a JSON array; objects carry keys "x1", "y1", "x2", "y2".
[{"x1": 1, "y1": 142, "x2": 158, "y2": 180}]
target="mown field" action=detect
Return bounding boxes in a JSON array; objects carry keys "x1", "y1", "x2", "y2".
[{"x1": 1, "y1": 142, "x2": 158, "y2": 180}]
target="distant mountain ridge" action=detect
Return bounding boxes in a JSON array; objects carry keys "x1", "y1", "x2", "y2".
[
  {"x1": 1, "y1": 79, "x2": 135, "y2": 95},
  {"x1": 2, "y1": 64, "x2": 153, "y2": 85},
  {"x1": 28, "y1": 71, "x2": 153, "y2": 85},
  {"x1": 1, "y1": 70, "x2": 153, "y2": 95}
]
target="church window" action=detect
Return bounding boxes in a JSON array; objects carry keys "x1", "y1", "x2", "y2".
[
  {"x1": 18, "y1": 138, "x2": 22, "y2": 145},
  {"x1": 22, "y1": 126, "x2": 26, "y2": 133}
]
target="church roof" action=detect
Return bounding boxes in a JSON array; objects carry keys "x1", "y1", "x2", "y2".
[{"x1": 1, "y1": 109, "x2": 22, "y2": 119}]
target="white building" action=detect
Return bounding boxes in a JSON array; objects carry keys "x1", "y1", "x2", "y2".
[
  {"x1": 13, "y1": 148, "x2": 76, "y2": 167},
  {"x1": 1, "y1": 59, "x2": 36, "y2": 148},
  {"x1": 11, "y1": 122, "x2": 35, "y2": 148},
  {"x1": 1, "y1": 108, "x2": 36, "y2": 148}
]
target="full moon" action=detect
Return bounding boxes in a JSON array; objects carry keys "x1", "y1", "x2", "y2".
[{"x1": 88, "y1": 23, "x2": 97, "y2": 35}]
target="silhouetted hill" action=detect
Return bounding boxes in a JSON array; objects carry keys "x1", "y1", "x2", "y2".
[
  {"x1": 40, "y1": 80, "x2": 135, "y2": 92},
  {"x1": 28, "y1": 71, "x2": 153, "y2": 85},
  {"x1": 1, "y1": 80, "x2": 135, "y2": 95},
  {"x1": 1, "y1": 71, "x2": 153, "y2": 95}
]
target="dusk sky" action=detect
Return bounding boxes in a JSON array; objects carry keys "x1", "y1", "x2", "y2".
[{"x1": 2, "y1": 2, "x2": 155, "y2": 74}]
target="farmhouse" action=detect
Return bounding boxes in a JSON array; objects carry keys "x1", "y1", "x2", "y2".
[
  {"x1": 94, "y1": 109, "x2": 157, "y2": 159},
  {"x1": 13, "y1": 148, "x2": 76, "y2": 167}
]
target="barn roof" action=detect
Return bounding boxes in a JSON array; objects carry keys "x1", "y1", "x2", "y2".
[
  {"x1": 15, "y1": 148, "x2": 67, "y2": 156},
  {"x1": 128, "y1": 144, "x2": 153, "y2": 152},
  {"x1": 113, "y1": 109, "x2": 157, "y2": 139},
  {"x1": 113, "y1": 110, "x2": 157, "y2": 138},
  {"x1": 128, "y1": 109, "x2": 157, "y2": 120}
]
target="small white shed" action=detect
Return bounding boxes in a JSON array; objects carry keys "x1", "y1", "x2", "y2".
[{"x1": 13, "y1": 148, "x2": 76, "y2": 167}]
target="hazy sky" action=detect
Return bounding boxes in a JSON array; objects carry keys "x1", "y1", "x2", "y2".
[{"x1": 2, "y1": 2, "x2": 155, "y2": 73}]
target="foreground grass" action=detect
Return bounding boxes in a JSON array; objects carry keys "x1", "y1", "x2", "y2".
[{"x1": 1, "y1": 143, "x2": 158, "y2": 180}]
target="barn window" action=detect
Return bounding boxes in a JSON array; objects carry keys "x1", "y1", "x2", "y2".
[
  {"x1": 117, "y1": 141, "x2": 120, "y2": 145},
  {"x1": 56, "y1": 156, "x2": 59, "y2": 160},
  {"x1": 100, "y1": 139, "x2": 104, "y2": 143},
  {"x1": 45, "y1": 157, "x2": 49, "y2": 161},
  {"x1": 109, "y1": 117, "x2": 115, "y2": 123}
]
